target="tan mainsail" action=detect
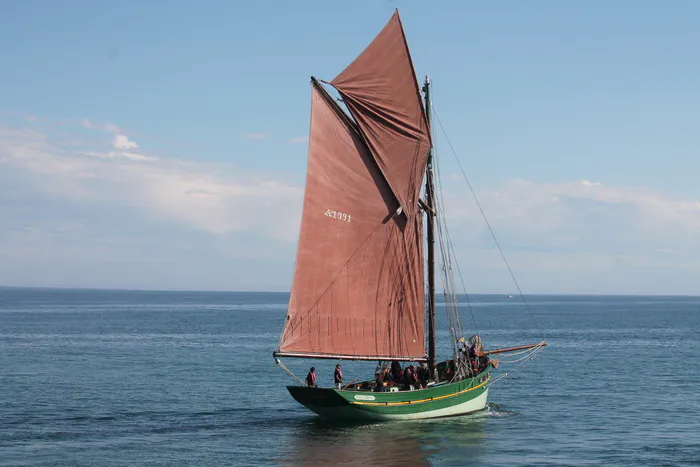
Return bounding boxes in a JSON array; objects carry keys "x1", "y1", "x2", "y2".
[
  {"x1": 278, "y1": 11, "x2": 430, "y2": 361},
  {"x1": 331, "y1": 11, "x2": 431, "y2": 219},
  {"x1": 277, "y1": 79, "x2": 425, "y2": 361}
]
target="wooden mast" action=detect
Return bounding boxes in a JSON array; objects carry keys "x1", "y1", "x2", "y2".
[{"x1": 423, "y1": 75, "x2": 437, "y2": 379}]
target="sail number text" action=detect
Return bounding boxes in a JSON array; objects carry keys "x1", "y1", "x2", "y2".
[{"x1": 324, "y1": 209, "x2": 351, "y2": 223}]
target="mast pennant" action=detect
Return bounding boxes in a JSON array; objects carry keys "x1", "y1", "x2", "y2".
[{"x1": 278, "y1": 12, "x2": 429, "y2": 361}]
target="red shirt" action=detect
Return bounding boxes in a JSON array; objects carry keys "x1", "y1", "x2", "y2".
[{"x1": 306, "y1": 371, "x2": 316, "y2": 386}]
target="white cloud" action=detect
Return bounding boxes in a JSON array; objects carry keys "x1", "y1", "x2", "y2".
[
  {"x1": 446, "y1": 178, "x2": 700, "y2": 233},
  {"x1": 0, "y1": 123, "x2": 302, "y2": 241},
  {"x1": 82, "y1": 150, "x2": 157, "y2": 162},
  {"x1": 115, "y1": 162, "x2": 302, "y2": 238},
  {"x1": 287, "y1": 136, "x2": 309, "y2": 144},
  {"x1": 436, "y1": 178, "x2": 700, "y2": 293},
  {"x1": 82, "y1": 118, "x2": 122, "y2": 134},
  {"x1": 243, "y1": 132, "x2": 267, "y2": 140},
  {"x1": 119, "y1": 151, "x2": 153, "y2": 161},
  {"x1": 79, "y1": 134, "x2": 156, "y2": 161},
  {"x1": 113, "y1": 134, "x2": 138, "y2": 150},
  {"x1": 0, "y1": 110, "x2": 42, "y2": 123}
]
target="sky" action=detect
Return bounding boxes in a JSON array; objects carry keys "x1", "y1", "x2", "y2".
[{"x1": 1, "y1": 0, "x2": 699, "y2": 293}]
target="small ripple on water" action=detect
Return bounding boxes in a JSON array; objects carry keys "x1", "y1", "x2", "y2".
[{"x1": 479, "y1": 402, "x2": 519, "y2": 418}]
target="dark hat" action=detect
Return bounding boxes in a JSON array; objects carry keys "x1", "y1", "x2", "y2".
[
  {"x1": 310, "y1": 367, "x2": 315, "y2": 371},
  {"x1": 336, "y1": 363, "x2": 341, "y2": 367}
]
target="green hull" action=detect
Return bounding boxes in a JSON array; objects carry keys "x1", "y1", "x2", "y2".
[{"x1": 287, "y1": 369, "x2": 490, "y2": 421}]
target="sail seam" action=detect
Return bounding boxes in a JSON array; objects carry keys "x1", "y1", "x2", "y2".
[
  {"x1": 316, "y1": 79, "x2": 403, "y2": 215},
  {"x1": 334, "y1": 89, "x2": 406, "y2": 214},
  {"x1": 282, "y1": 212, "x2": 400, "y2": 342},
  {"x1": 281, "y1": 80, "x2": 418, "y2": 356},
  {"x1": 394, "y1": 9, "x2": 432, "y2": 145}
]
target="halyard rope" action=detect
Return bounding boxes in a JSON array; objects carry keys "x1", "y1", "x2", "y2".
[{"x1": 432, "y1": 106, "x2": 546, "y2": 342}]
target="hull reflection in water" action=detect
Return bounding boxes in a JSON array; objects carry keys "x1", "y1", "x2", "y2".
[{"x1": 281, "y1": 414, "x2": 487, "y2": 466}]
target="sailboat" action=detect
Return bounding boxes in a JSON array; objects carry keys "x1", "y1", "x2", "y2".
[{"x1": 273, "y1": 10, "x2": 546, "y2": 421}]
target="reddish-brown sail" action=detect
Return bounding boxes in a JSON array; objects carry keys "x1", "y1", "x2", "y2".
[
  {"x1": 277, "y1": 82, "x2": 425, "y2": 360},
  {"x1": 331, "y1": 10, "x2": 431, "y2": 218}
]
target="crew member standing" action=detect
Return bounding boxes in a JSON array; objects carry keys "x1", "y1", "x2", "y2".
[
  {"x1": 305, "y1": 367, "x2": 316, "y2": 387},
  {"x1": 334, "y1": 363, "x2": 343, "y2": 389}
]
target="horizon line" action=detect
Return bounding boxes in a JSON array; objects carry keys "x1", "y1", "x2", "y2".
[{"x1": 1, "y1": 285, "x2": 699, "y2": 297}]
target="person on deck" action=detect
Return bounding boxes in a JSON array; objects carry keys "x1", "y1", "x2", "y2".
[
  {"x1": 391, "y1": 360, "x2": 403, "y2": 382},
  {"x1": 305, "y1": 367, "x2": 316, "y2": 387},
  {"x1": 471, "y1": 357, "x2": 480, "y2": 374},
  {"x1": 404, "y1": 365, "x2": 417, "y2": 389},
  {"x1": 374, "y1": 370, "x2": 385, "y2": 392},
  {"x1": 445, "y1": 361, "x2": 456, "y2": 382},
  {"x1": 417, "y1": 363, "x2": 429, "y2": 388},
  {"x1": 334, "y1": 364, "x2": 343, "y2": 389}
]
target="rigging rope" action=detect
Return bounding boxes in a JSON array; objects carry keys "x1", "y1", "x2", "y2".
[
  {"x1": 486, "y1": 344, "x2": 546, "y2": 387},
  {"x1": 431, "y1": 107, "x2": 546, "y2": 342},
  {"x1": 434, "y1": 141, "x2": 469, "y2": 337},
  {"x1": 275, "y1": 358, "x2": 306, "y2": 386},
  {"x1": 435, "y1": 146, "x2": 479, "y2": 338},
  {"x1": 427, "y1": 89, "x2": 466, "y2": 363}
]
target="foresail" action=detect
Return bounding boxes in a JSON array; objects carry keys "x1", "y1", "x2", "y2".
[
  {"x1": 278, "y1": 81, "x2": 425, "y2": 361},
  {"x1": 331, "y1": 10, "x2": 431, "y2": 219}
]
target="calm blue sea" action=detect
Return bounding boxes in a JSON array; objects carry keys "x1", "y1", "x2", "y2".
[{"x1": 0, "y1": 288, "x2": 698, "y2": 466}]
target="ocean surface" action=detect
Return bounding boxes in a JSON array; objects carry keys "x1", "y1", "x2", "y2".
[{"x1": 0, "y1": 288, "x2": 698, "y2": 466}]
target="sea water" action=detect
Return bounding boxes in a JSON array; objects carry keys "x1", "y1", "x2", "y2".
[{"x1": 0, "y1": 288, "x2": 698, "y2": 466}]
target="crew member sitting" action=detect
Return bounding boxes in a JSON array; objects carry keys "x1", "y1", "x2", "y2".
[
  {"x1": 374, "y1": 370, "x2": 386, "y2": 392},
  {"x1": 417, "y1": 363, "x2": 429, "y2": 388},
  {"x1": 391, "y1": 360, "x2": 403, "y2": 382},
  {"x1": 445, "y1": 361, "x2": 456, "y2": 382},
  {"x1": 403, "y1": 365, "x2": 417, "y2": 390}
]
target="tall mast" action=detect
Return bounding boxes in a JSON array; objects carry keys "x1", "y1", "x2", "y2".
[{"x1": 423, "y1": 75, "x2": 437, "y2": 378}]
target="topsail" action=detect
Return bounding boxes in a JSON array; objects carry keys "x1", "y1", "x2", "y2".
[{"x1": 332, "y1": 11, "x2": 432, "y2": 219}]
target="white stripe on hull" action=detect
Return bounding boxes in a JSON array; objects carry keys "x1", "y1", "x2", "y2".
[{"x1": 303, "y1": 388, "x2": 489, "y2": 421}]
